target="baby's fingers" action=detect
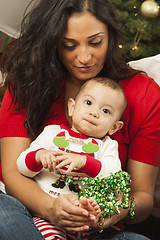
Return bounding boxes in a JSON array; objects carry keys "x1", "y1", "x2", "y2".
[
  {"x1": 56, "y1": 159, "x2": 71, "y2": 169},
  {"x1": 52, "y1": 150, "x2": 65, "y2": 157},
  {"x1": 41, "y1": 158, "x2": 48, "y2": 168},
  {"x1": 54, "y1": 154, "x2": 68, "y2": 163},
  {"x1": 41, "y1": 158, "x2": 52, "y2": 170},
  {"x1": 66, "y1": 164, "x2": 74, "y2": 173},
  {"x1": 88, "y1": 198, "x2": 101, "y2": 214}
]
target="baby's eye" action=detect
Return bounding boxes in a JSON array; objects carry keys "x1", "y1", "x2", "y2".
[
  {"x1": 103, "y1": 109, "x2": 110, "y2": 114},
  {"x1": 85, "y1": 100, "x2": 92, "y2": 105}
]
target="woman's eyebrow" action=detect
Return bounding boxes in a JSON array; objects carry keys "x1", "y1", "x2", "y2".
[
  {"x1": 88, "y1": 32, "x2": 105, "y2": 39},
  {"x1": 63, "y1": 32, "x2": 104, "y2": 41},
  {"x1": 63, "y1": 37, "x2": 75, "y2": 41}
]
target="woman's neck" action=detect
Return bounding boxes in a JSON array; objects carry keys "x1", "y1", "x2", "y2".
[
  {"x1": 64, "y1": 76, "x2": 84, "y2": 125},
  {"x1": 65, "y1": 75, "x2": 85, "y2": 99}
]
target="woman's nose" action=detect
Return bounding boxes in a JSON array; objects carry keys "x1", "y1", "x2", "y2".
[{"x1": 77, "y1": 47, "x2": 91, "y2": 64}]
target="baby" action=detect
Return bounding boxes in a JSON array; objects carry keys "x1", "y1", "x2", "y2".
[{"x1": 17, "y1": 77, "x2": 127, "y2": 239}]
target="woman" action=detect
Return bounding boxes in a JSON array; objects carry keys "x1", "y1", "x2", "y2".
[{"x1": 0, "y1": 0, "x2": 160, "y2": 239}]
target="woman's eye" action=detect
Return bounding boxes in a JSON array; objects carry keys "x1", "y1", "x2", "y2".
[
  {"x1": 85, "y1": 100, "x2": 92, "y2": 105},
  {"x1": 90, "y1": 39, "x2": 102, "y2": 46},
  {"x1": 103, "y1": 109, "x2": 110, "y2": 114},
  {"x1": 62, "y1": 43, "x2": 76, "y2": 50}
]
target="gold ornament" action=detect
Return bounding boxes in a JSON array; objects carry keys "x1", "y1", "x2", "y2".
[{"x1": 141, "y1": 0, "x2": 160, "y2": 18}]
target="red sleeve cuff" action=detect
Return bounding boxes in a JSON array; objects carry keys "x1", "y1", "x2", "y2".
[
  {"x1": 25, "y1": 149, "x2": 43, "y2": 172},
  {"x1": 81, "y1": 156, "x2": 102, "y2": 177}
]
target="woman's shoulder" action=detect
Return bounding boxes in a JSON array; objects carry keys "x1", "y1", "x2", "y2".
[
  {"x1": 114, "y1": 73, "x2": 160, "y2": 166},
  {"x1": 120, "y1": 72, "x2": 160, "y2": 90},
  {"x1": 119, "y1": 73, "x2": 160, "y2": 138},
  {"x1": 119, "y1": 73, "x2": 160, "y2": 104}
]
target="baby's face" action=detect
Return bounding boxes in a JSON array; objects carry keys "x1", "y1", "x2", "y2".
[{"x1": 68, "y1": 81, "x2": 124, "y2": 138}]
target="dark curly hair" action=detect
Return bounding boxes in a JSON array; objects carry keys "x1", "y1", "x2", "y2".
[{"x1": 1, "y1": 0, "x2": 135, "y2": 139}]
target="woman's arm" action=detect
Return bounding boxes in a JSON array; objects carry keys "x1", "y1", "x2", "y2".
[
  {"x1": 1, "y1": 137, "x2": 96, "y2": 231},
  {"x1": 126, "y1": 158, "x2": 158, "y2": 223},
  {"x1": 1, "y1": 137, "x2": 51, "y2": 216}
]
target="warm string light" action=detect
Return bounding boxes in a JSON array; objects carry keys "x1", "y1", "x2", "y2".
[
  {"x1": 118, "y1": 44, "x2": 123, "y2": 49},
  {"x1": 133, "y1": 4, "x2": 138, "y2": 16}
]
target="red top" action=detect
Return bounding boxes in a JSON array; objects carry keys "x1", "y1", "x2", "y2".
[{"x1": 0, "y1": 73, "x2": 160, "y2": 180}]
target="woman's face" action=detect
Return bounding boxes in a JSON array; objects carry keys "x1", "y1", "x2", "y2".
[{"x1": 58, "y1": 11, "x2": 108, "y2": 84}]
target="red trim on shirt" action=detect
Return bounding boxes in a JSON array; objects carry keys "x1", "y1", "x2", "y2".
[
  {"x1": 25, "y1": 149, "x2": 43, "y2": 172},
  {"x1": 61, "y1": 124, "x2": 89, "y2": 139},
  {"x1": 81, "y1": 156, "x2": 102, "y2": 177}
]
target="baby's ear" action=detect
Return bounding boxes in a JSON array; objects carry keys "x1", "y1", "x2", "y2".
[
  {"x1": 68, "y1": 98, "x2": 75, "y2": 117},
  {"x1": 108, "y1": 121, "x2": 124, "y2": 135}
]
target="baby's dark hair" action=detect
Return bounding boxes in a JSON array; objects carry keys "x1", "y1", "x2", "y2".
[{"x1": 77, "y1": 77, "x2": 127, "y2": 117}]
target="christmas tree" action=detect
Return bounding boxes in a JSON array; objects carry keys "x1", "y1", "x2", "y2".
[{"x1": 111, "y1": 0, "x2": 160, "y2": 61}]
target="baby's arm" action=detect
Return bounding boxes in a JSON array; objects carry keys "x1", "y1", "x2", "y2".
[
  {"x1": 50, "y1": 138, "x2": 121, "y2": 178},
  {"x1": 17, "y1": 125, "x2": 62, "y2": 177}
]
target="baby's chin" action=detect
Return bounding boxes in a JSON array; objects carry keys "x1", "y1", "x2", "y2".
[
  {"x1": 73, "y1": 123, "x2": 105, "y2": 138},
  {"x1": 79, "y1": 128, "x2": 104, "y2": 139}
]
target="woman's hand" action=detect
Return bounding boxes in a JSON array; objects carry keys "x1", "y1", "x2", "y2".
[
  {"x1": 91, "y1": 207, "x2": 129, "y2": 231},
  {"x1": 46, "y1": 194, "x2": 97, "y2": 232},
  {"x1": 89, "y1": 189, "x2": 129, "y2": 231}
]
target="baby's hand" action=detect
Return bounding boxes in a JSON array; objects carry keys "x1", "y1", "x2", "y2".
[
  {"x1": 35, "y1": 149, "x2": 57, "y2": 172},
  {"x1": 79, "y1": 197, "x2": 101, "y2": 222},
  {"x1": 52, "y1": 151, "x2": 86, "y2": 173}
]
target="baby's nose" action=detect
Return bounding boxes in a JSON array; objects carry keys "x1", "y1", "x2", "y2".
[{"x1": 89, "y1": 110, "x2": 99, "y2": 118}]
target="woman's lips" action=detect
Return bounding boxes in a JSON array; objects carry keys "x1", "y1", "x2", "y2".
[{"x1": 76, "y1": 65, "x2": 94, "y2": 73}]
